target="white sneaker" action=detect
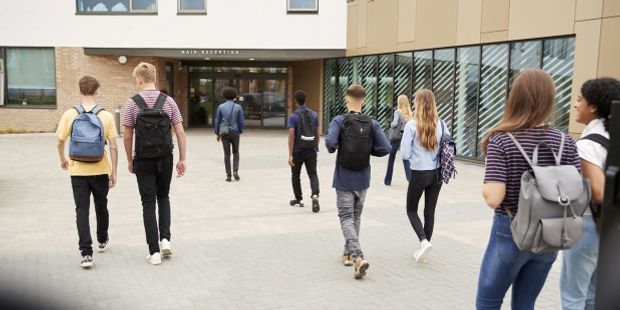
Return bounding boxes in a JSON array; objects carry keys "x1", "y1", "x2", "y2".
[
  {"x1": 414, "y1": 240, "x2": 432, "y2": 263},
  {"x1": 80, "y1": 255, "x2": 93, "y2": 268},
  {"x1": 147, "y1": 252, "x2": 162, "y2": 265},
  {"x1": 161, "y1": 239, "x2": 172, "y2": 257}
]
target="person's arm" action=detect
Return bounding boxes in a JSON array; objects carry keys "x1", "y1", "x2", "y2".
[
  {"x1": 55, "y1": 111, "x2": 71, "y2": 170},
  {"x1": 314, "y1": 113, "x2": 320, "y2": 149},
  {"x1": 173, "y1": 123, "x2": 187, "y2": 178},
  {"x1": 390, "y1": 110, "x2": 400, "y2": 128},
  {"x1": 325, "y1": 118, "x2": 340, "y2": 153},
  {"x1": 288, "y1": 128, "x2": 295, "y2": 167},
  {"x1": 214, "y1": 106, "x2": 221, "y2": 140},
  {"x1": 483, "y1": 183, "x2": 506, "y2": 209},
  {"x1": 123, "y1": 126, "x2": 134, "y2": 174},
  {"x1": 582, "y1": 159, "x2": 605, "y2": 204},
  {"x1": 238, "y1": 105, "x2": 244, "y2": 134},
  {"x1": 482, "y1": 135, "x2": 508, "y2": 209},
  {"x1": 108, "y1": 137, "x2": 118, "y2": 188},
  {"x1": 400, "y1": 122, "x2": 413, "y2": 161},
  {"x1": 57, "y1": 139, "x2": 68, "y2": 170},
  {"x1": 371, "y1": 121, "x2": 391, "y2": 157}
]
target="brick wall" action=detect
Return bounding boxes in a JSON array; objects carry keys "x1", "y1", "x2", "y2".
[{"x1": 0, "y1": 47, "x2": 189, "y2": 132}]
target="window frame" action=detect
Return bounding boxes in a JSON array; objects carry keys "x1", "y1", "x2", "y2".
[
  {"x1": 0, "y1": 48, "x2": 5, "y2": 106},
  {"x1": 2, "y1": 47, "x2": 57, "y2": 108},
  {"x1": 75, "y1": 0, "x2": 158, "y2": 15},
  {"x1": 177, "y1": 0, "x2": 207, "y2": 15},
  {"x1": 287, "y1": 0, "x2": 319, "y2": 14}
]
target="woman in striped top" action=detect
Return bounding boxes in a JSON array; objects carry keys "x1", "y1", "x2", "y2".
[{"x1": 475, "y1": 69, "x2": 581, "y2": 309}]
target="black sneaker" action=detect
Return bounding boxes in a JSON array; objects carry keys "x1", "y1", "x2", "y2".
[
  {"x1": 311, "y1": 195, "x2": 320, "y2": 213},
  {"x1": 80, "y1": 255, "x2": 93, "y2": 268},
  {"x1": 226, "y1": 175, "x2": 232, "y2": 182},
  {"x1": 97, "y1": 238, "x2": 109, "y2": 253},
  {"x1": 233, "y1": 172, "x2": 240, "y2": 181},
  {"x1": 289, "y1": 199, "x2": 304, "y2": 208}
]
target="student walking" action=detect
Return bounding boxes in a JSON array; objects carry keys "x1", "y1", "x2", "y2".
[
  {"x1": 560, "y1": 77, "x2": 620, "y2": 310},
  {"x1": 122, "y1": 62, "x2": 187, "y2": 265},
  {"x1": 400, "y1": 89, "x2": 445, "y2": 263},
  {"x1": 215, "y1": 87, "x2": 245, "y2": 182},
  {"x1": 56, "y1": 75, "x2": 118, "y2": 268},
  {"x1": 325, "y1": 85, "x2": 391, "y2": 279},
  {"x1": 384, "y1": 95, "x2": 412, "y2": 185},
  {"x1": 476, "y1": 69, "x2": 581, "y2": 309},
  {"x1": 287, "y1": 90, "x2": 321, "y2": 212}
]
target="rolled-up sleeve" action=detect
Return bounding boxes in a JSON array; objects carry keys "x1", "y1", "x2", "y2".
[
  {"x1": 400, "y1": 121, "x2": 414, "y2": 161},
  {"x1": 484, "y1": 135, "x2": 507, "y2": 184}
]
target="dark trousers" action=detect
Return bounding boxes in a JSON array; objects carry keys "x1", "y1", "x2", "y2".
[
  {"x1": 291, "y1": 150, "x2": 320, "y2": 201},
  {"x1": 71, "y1": 175, "x2": 110, "y2": 256},
  {"x1": 406, "y1": 169, "x2": 442, "y2": 241},
  {"x1": 135, "y1": 154, "x2": 173, "y2": 255},
  {"x1": 384, "y1": 139, "x2": 411, "y2": 185},
  {"x1": 222, "y1": 132, "x2": 240, "y2": 176}
]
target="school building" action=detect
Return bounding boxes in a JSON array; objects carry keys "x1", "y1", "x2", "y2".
[{"x1": 1, "y1": 0, "x2": 620, "y2": 161}]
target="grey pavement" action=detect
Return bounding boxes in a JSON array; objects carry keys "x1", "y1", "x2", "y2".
[{"x1": 0, "y1": 130, "x2": 562, "y2": 309}]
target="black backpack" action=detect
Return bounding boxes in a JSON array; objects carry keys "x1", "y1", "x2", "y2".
[
  {"x1": 338, "y1": 113, "x2": 374, "y2": 170},
  {"x1": 581, "y1": 133, "x2": 610, "y2": 232},
  {"x1": 295, "y1": 109, "x2": 318, "y2": 150},
  {"x1": 133, "y1": 93, "x2": 173, "y2": 159}
]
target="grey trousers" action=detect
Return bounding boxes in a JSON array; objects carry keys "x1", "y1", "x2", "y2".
[{"x1": 336, "y1": 189, "x2": 367, "y2": 259}]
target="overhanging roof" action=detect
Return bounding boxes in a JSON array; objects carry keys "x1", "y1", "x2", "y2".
[{"x1": 83, "y1": 48, "x2": 345, "y2": 61}]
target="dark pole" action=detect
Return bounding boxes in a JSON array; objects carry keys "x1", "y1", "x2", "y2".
[{"x1": 596, "y1": 99, "x2": 620, "y2": 309}]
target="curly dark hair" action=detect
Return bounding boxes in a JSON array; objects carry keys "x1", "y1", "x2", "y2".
[
  {"x1": 581, "y1": 77, "x2": 620, "y2": 131},
  {"x1": 222, "y1": 87, "x2": 237, "y2": 100}
]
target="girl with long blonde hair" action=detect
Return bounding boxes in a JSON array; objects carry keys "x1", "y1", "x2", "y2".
[
  {"x1": 384, "y1": 95, "x2": 413, "y2": 185},
  {"x1": 400, "y1": 89, "x2": 445, "y2": 263}
]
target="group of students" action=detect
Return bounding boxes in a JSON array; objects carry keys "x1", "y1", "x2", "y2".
[{"x1": 56, "y1": 60, "x2": 618, "y2": 308}]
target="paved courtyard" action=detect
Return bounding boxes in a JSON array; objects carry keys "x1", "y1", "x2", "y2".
[{"x1": 0, "y1": 130, "x2": 562, "y2": 309}]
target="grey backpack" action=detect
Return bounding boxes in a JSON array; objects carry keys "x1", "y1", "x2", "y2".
[{"x1": 507, "y1": 132, "x2": 591, "y2": 253}]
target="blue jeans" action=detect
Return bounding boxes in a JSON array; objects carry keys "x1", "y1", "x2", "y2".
[
  {"x1": 560, "y1": 215, "x2": 598, "y2": 310},
  {"x1": 384, "y1": 139, "x2": 411, "y2": 185},
  {"x1": 476, "y1": 213, "x2": 558, "y2": 310}
]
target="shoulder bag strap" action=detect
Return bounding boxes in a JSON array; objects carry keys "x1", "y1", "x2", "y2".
[
  {"x1": 581, "y1": 133, "x2": 610, "y2": 150},
  {"x1": 154, "y1": 93, "x2": 168, "y2": 110},
  {"x1": 91, "y1": 105, "x2": 104, "y2": 115},
  {"x1": 74, "y1": 105, "x2": 85, "y2": 114},
  {"x1": 227, "y1": 102, "x2": 236, "y2": 123},
  {"x1": 132, "y1": 94, "x2": 148, "y2": 111},
  {"x1": 507, "y1": 133, "x2": 533, "y2": 166}
]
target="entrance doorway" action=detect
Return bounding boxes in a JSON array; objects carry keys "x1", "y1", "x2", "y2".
[{"x1": 187, "y1": 65, "x2": 288, "y2": 128}]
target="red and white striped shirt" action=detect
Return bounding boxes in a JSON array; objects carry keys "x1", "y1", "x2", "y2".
[{"x1": 121, "y1": 90, "x2": 183, "y2": 128}]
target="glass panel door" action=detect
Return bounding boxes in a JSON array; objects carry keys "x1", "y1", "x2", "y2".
[
  {"x1": 189, "y1": 77, "x2": 213, "y2": 127},
  {"x1": 262, "y1": 79, "x2": 287, "y2": 127},
  {"x1": 238, "y1": 79, "x2": 262, "y2": 127}
]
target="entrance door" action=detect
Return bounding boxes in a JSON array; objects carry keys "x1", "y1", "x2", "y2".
[
  {"x1": 188, "y1": 77, "x2": 213, "y2": 127},
  {"x1": 262, "y1": 79, "x2": 287, "y2": 127}
]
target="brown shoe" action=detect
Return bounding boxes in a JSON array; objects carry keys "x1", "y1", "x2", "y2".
[
  {"x1": 341, "y1": 255, "x2": 354, "y2": 267},
  {"x1": 353, "y1": 257, "x2": 369, "y2": 279}
]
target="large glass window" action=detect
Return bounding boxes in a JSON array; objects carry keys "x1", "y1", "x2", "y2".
[
  {"x1": 509, "y1": 41, "x2": 542, "y2": 85},
  {"x1": 178, "y1": 0, "x2": 206, "y2": 13},
  {"x1": 454, "y1": 46, "x2": 480, "y2": 158},
  {"x1": 377, "y1": 54, "x2": 394, "y2": 130},
  {"x1": 76, "y1": 1, "x2": 157, "y2": 13},
  {"x1": 543, "y1": 37, "x2": 575, "y2": 131},
  {"x1": 0, "y1": 49, "x2": 4, "y2": 106},
  {"x1": 337, "y1": 58, "x2": 351, "y2": 111},
  {"x1": 362, "y1": 56, "x2": 377, "y2": 116},
  {"x1": 288, "y1": 0, "x2": 318, "y2": 13},
  {"x1": 394, "y1": 52, "x2": 413, "y2": 100},
  {"x1": 413, "y1": 51, "x2": 432, "y2": 92},
  {"x1": 6, "y1": 48, "x2": 56, "y2": 106},
  {"x1": 323, "y1": 59, "x2": 339, "y2": 132},
  {"x1": 164, "y1": 62, "x2": 174, "y2": 97},
  {"x1": 432, "y1": 48, "x2": 455, "y2": 133}
]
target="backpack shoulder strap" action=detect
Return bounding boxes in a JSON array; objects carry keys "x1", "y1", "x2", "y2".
[
  {"x1": 507, "y1": 133, "x2": 533, "y2": 166},
  {"x1": 91, "y1": 105, "x2": 104, "y2": 115},
  {"x1": 74, "y1": 105, "x2": 85, "y2": 114},
  {"x1": 581, "y1": 133, "x2": 610, "y2": 150},
  {"x1": 132, "y1": 94, "x2": 148, "y2": 111},
  {"x1": 154, "y1": 93, "x2": 168, "y2": 110}
]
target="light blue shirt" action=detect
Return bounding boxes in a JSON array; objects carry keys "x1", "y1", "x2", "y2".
[{"x1": 400, "y1": 119, "x2": 444, "y2": 170}]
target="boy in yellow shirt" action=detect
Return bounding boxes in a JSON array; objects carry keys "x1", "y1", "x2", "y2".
[{"x1": 56, "y1": 76, "x2": 118, "y2": 268}]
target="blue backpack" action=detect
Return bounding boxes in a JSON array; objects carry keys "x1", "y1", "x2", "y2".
[{"x1": 69, "y1": 105, "x2": 105, "y2": 162}]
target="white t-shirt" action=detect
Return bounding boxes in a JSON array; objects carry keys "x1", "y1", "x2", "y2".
[{"x1": 577, "y1": 118, "x2": 609, "y2": 214}]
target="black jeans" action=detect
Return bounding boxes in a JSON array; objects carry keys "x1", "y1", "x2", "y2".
[
  {"x1": 291, "y1": 150, "x2": 320, "y2": 201},
  {"x1": 71, "y1": 175, "x2": 109, "y2": 256},
  {"x1": 406, "y1": 169, "x2": 442, "y2": 241},
  {"x1": 135, "y1": 154, "x2": 173, "y2": 255},
  {"x1": 384, "y1": 139, "x2": 411, "y2": 185},
  {"x1": 222, "y1": 132, "x2": 240, "y2": 176}
]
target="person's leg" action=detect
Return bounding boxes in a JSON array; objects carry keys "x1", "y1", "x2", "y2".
[
  {"x1": 422, "y1": 174, "x2": 443, "y2": 241},
  {"x1": 403, "y1": 159, "x2": 411, "y2": 182},
  {"x1": 352, "y1": 190, "x2": 367, "y2": 257},
  {"x1": 336, "y1": 190, "x2": 361, "y2": 258},
  {"x1": 135, "y1": 159, "x2": 160, "y2": 255},
  {"x1": 71, "y1": 176, "x2": 93, "y2": 257},
  {"x1": 476, "y1": 214, "x2": 523, "y2": 309},
  {"x1": 511, "y1": 251, "x2": 558, "y2": 309},
  {"x1": 585, "y1": 268, "x2": 597, "y2": 310},
  {"x1": 291, "y1": 151, "x2": 304, "y2": 201},
  {"x1": 560, "y1": 215, "x2": 600, "y2": 310},
  {"x1": 406, "y1": 171, "x2": 431, "y2": 241},
  {"x1": 231, "y1": 133, "x2": 240, "y2": 175},
  {"x1": 90, "y1": 174, "x2": 110, "y2": 245},
  {"x1": 156, "y1": 154, "x2": 174, "y2": 242},
  {"x1": 384, "y1": 140, "x2": 399, "y2": 185},
  {"x1": 221, "y1": 135, "x2": 232, "y2": 177},
  {"x1": 304, "y1": 151, "x2": 320, "y2": 197}
]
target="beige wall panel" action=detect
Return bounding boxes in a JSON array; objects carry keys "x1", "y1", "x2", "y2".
[
  {"x1": 508, "y1": 0, "x2": 576, "y2": 40},
  {"x1": 569, "y1": 20, "x2": 602, "y2": 135},
  {"x1": 347, "y1": 3, "x2": 359, "y2": 54},
  {"x1": 603, "y1": 0, "x2": 620, "y2": 17},
  {"x1": 457, "y1": 0, "x2": 483, "y2": 45},
  {"x1": 397, "y1": 41, "x2": 416, "y2": 52},
  {"x1": 481, "y1": 31, "x2": 508, "y2": 43},
  {"x1": 481, "y1": 0, "x2": 509, "y2": 33},
  {"x1": 597, "y1": 17, "x2": 620, "y2": 79},
  {"x1": 398, "y1": 0, "x2": 416, "y2": 43},
  {"x1": 415, "y1": 0, "x2": 458, "y2": 49},
  {"x1": 357, "y1": 0, "x2": 367, "y2": 48},
  {"x1": 292, "y1": 59, "x2": 324, "y2": 132},
  {"x1": 576, "y1": 0, "x2": 604, "y2": 20},
  {"x1": 367, "y1": 0, "x2": 399, "y2": 54}
]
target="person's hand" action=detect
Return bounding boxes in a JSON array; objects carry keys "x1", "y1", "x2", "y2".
[
  {"x1": 60, "y1": 158, "x2": 69, "y2": 170},
  {"x1": 109, "y1": 173, "x2": 117, "y2": 189},
  {"x1": 216, "y1": 136, "x2": 221, "y2": 142},
  {"x1": 288, "y1": 156, "x2": 294, "y2": 167},
  {"x1": 128, "y1": 162, "x2": 134, "y2": 174},
  {"x1": 176, "y1": 160, "x2": 186, "y2": 178}
]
